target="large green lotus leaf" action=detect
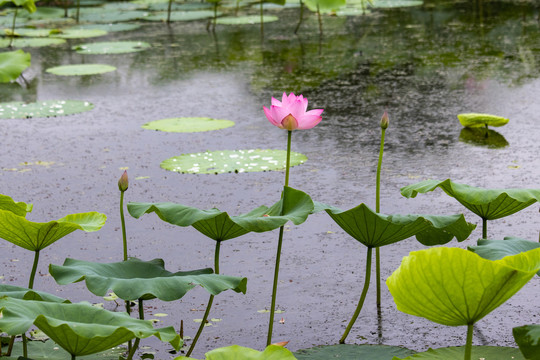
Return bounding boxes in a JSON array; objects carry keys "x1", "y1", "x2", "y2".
[
  {"x1": 72, "y1": 41, "x2": 150, "y2": 54},
  {"x1": 147, "y1": 2, "x2": 212, "y2": 11},
  {"x1": 0, "y1": 210, "x2": 106, "y2": 251},
  {"x1": 128, "y1": 186, "x2": 314, "y2": 241},
  {"x1": 78, "y1": 10, "x2": 150, "y2": 23},
  {"x1": 393, "y1": 346, "x2": 524, "y2": 359},
  {"x1": 294, "y1": 344, "x2": 416, "y2": 359},
  {"x1": 458, "y1": 113, "x2": 509, "y2": 128},
  {"x1": 176, "y1": 344, "x2": 297, "y2": 360},
  {"x1": 0, "y1": 100, "x2": 94, "y2": 119},
  {"x1": 0, "y1": 193, "x2": 32, "y2": 216},
  {"x1": 0, "y1": 297, "x2": 182, "y2": 356},
  {"x1": 400, "y1": 179, "x2": 540, "y2": 220},
  {"x1": 304, "y1": 0, "x2": 346, "y2": 13},
  {"x1": 0, "y1": 0, "x2": 36, "y2": 12},
  {"x1": 0, "y1": 284, "x2": 69, "y2": 303},
  {"x1": 51, "y1": 28, "x2": 108, "y2": 39},
  {"x1": 68, "y1": 23, "x2": 141, "y2": 32},
  {"x1": 386, "y1": 247, "x2": 540, "y2": 326},
  {"x1": 46, "y1": 64, "x2": 116, "y2": 76},
  {"x1": 19, "y1": 6, "x2": 61, "y2": 18},
  {"x1": 7, "y1": 28, "x2": 51, "y2": 37},
  {"x1": 216, "y1": 15, "x2": 279, "y2": 25},
  {"x1": 49, "y1": 258, "x2": 247, "y2": 301},
  {"x1": 0, "y1": 50, "x2": 30, "y2": 83},
  {"x1": 369, "y1": 0, "x2": 422, "y2": 8},
  {"x1": 161, "y1": 149, "x2": 307, "y2": 174},
  {"x1": 315, "y1": 202, "x2": 475, "y2": 247},
  {"x1": 144, "y1": 10, "x2": 217, "y2": 22},
  {"x1": 469, "y1": 237, "x2": 540, "y2": 275},
  {"x1": 513, "y1": 325, "x2": 540, "y2": 360},
  {"x1": 4, "y1": 340, "x2": 125, "y2": 359},
  {"x1": 0, "y1": 37, "x2": 66, "y2": 48},
  {"x1": 142, "y1": 117, "x2": 235, "y2": 133},
  {"x1": 459, "y1": 128, "x2": 509, "y2": 148}
]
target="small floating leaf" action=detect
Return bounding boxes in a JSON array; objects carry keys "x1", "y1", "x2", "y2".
[
  {"x1": 0, "y1": 100, "x2": 94, "y2": 119},
  {"x1": 179, "y1": 345, "x2": 297, "y2": 360},
  {"x1": 72, "y1": 41, "x2": 150, "y2": 54},
  {"x1": 161, "y1": 149, "x2": 307, "y2": 174},
  {"x1": 142, "y1": 117, "x2": 234, "y2": 133},
  {"x1": 393, "y1": 346, "x2": 523, "y2": 359},
  {"x1": 294, "y1": 344, "x2": 416, "y2": 359},
  {"x1": 46, "y1": 64, "x2": 116, "y2": 76},
  {"x1": 78, "y1": 10, "x2": 150, "y2": 23},
  {"x1": 51, "y1": 28, "x2": 108, "y2": 39},
  {"x1": 458, "y1": 113, "x2": 509, "y2": 128},
  {"x1": 369, "y1": 0, "x2": 423, "y2": 8},
  {"x1": 144, "y1": 10, "x2": 215, "y2": 22},
  {"x1": 69, "y1": 23, "x2": 141, "y2": 32},
  {"x1": 0, "y1": 37, "x2": 66, "y2": 48},
  {"x1": 216, "y1": 15, "x2": 279, "y2": 25}
]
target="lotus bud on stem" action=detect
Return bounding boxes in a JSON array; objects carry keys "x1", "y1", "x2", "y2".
[
  {"x1": 375, "y1": 111, "x2": 388, "y2": 308},
  {"x1": 118, "y1": 170, "x2": 132, "y2": 353}
]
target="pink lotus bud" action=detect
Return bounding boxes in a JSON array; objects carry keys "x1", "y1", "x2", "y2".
[
  {"x1": 263, "y1": 93, "x2": 323, "y2": 130},
  {"x1": 380, "y1": 111, "x2": 389, "y2": 129},
  {"x1": 118, "y1": 170, "x2": 128, "y2": 192}
]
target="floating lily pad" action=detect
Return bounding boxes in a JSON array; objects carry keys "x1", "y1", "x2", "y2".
[
  {"x1": 51, "y1": 28, "x2": 108, "y2": 39},
  {"x1": 216, "y1": 15, "x2": 279, "y2": 25},
  {"x1": 458, "y1": 113, "x2": 509, "y2": 128},
  {"x1": 183, "y1": 345, "x2": 297, "y2": 360},
  {"x1": 4, "y1": 339, "x2": 125, "y2": 360},
  {"x1": 147, "y1": 2, "x2": 212, "y2": 11},
  {"x1": 9, "y1": 28, "x2": 52, "y2": 37},
  {"x1": 72, "y1": 41, "x2": 150, "y2": 54},
  {"x1": 69, "y1": 23, "x2": 141, "y2": 32},
  {"x1": 142, "y1": 117, "x2": 234, "y2": 133},
  {"x1": 294, "y1": 344, "x2": 416, "y2": 359},
  {"x1": 0, "y1": 100, "x2": 94, "y2": 119},
  {"x1": 144, "y1": 10, "x2": 216, "y2": 22},
  {"x1": 102, "y1": 1, "x2": 147, "y2": 11},
  {"x1": 78, "y1": 10, "x2": 150, "y2": 23},
  {"x1": 393, "y1": 346, "x2": 524, "y2": 359},
  {"x1": 0, "y1": 37, "x2": 66, "y2": 48},
  {"x1": 369, "y1": 0, "x2": 423, "y2": 8},
  {"x1": 46, "y1": 64, "x2": 116, "y2": 76},
  {"x1": 160, "y1": 149, "x2": 308, "y2": 174},
  {"x1": 21, "y1": 7, "x2": 64, "y2": 20}
]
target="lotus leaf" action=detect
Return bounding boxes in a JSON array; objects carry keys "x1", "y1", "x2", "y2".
[
  {"x1": 176, "y1": 344, "x2": 297, "y2": 360},
  {"x1": 458, "y1": 113, "x2": 509, "y2": 128},
  {"x1": 0, "y1": 100, "x2": 94, "y2": 119},
  {"x1": 141, "y1": 117, "x2": 235, "y2": 133},
  {"x1": 513, "y1": 325, "x2": 540, "y2": 360},
  {"x1": 400, "y1": 179, "x2": 540, "y2": 220},
  {"x1": 0, "y1": 194, "x2": 32, "y2": 216},
  {"x1": 1, "y1": 339, "x2": 125, "y2": 359},
  {"x1": 315, "y1": 202, "x2": 475, "y2": 247},
  {"x1": 161, "y1": 149, "x2": 307, "y2": 174},
  {"x1": 216, "y1": 15, "x2": 279, "y2": 25},
  {"x1": 51, "y1": 28, "x2": 108, "y2": 39},
  {"x1": 369, "y1": 0, "x2": 423, "y2": 8},
  {"x1": 0, "y1": 50, "x2": 30, "y2": 83},
  {"x1": 78, "y1": 10, "x2": 150, "y2": 23},
  {"x1": 72, "y1": 41, "x2": 151, "y2": 54},
  {"x1": 0, "y1": 37, "x2": 66, "y2": 48},
  {"x1": 386, "y1": 247, "x2": 540, "y2": 326},
  {"x1": 304, "y1": 0, "x2": 346, "y2": 13},
  {"x1": 128, "y1": 186, "x2": 314, "y2": 241},
  {"x1": 46, "y1": 64, "x2": 116, "y2": 76},
  {"x1": 49, "y1": 258, "x2": 247, "y2": 301},
  {"x1": 0, "y1": 0, "x2": 36, "y2": 13},
  {"x1": 20, "y1": 6, "x2": 61, "y2": 19},
  {"x1": 0, "y1": 284, "x2": 69, "y2": 303},
  {"x1": 144, "y1": 10, "x2": 216, "y2": 22},
  {"x1": 0, "y1": 296, "x2": 182, "y2": 356},
  {"x1": 294, "y1": 344, "x2": 416, "y2": 359},
  {"x1": 68, "y1": 23, "x2": 141, "y2": 32},
  {"x1": 0, "y1": 210, "x2": 106, "y2": 251},
  {"x1": 392, "y1": 346, "x2": 524, "y2": 359}
]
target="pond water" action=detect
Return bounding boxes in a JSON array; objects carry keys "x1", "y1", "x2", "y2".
[{"x1": 1, "y1": 0, "x2": 540, "y2": 358}]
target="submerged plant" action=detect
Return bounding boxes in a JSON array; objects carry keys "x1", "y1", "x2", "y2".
[
  {"x1": 400, "y1": 179, "x2": 540, "y2": 239},
  {"x1": 387, "y1": 247, "x2": 540, "y2": 360},
  {"x1": 263, "y1": 92, "x2": 323, "y2": 345}
]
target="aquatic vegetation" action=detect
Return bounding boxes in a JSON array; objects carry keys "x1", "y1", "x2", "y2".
[
  {"x1": 458, "y1": 113, "x2": 509, "y2": 128},
  {"x1": 513, "y1": 324, "x2": 540, "y2": 360},
  {"x1": 46, "y1": 64, "x2": 117, "y2": 76},
  {"x1": 0, "y1": 100, "x2": 94, "y2": 119},
  {"x1": 176, "y1": 344, "x2": 297, "y2": 360},
  {"x1": 142, "y1": 117, "x2": 235, "y2": 133},
  {"x1": 0, "y1": 50, "x2": 30, "y2": 83}
]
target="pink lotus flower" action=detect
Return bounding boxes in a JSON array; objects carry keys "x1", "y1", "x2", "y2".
[{"x1": 263, "y1": 93, "x2": 323, "y2": 131}]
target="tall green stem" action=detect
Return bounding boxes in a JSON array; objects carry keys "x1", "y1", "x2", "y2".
[
  {"x1": 294, "y1": 0, "x2": 304, "y2": 34},
  {"x1": 317, "y1": 5, "x2": 323, "y2": 36},
  {"x1": 167, "y1": 0, "x2": 173, "y2": 23},
  {"x1": 482, "y1": 217, "x2": 487, "y2": 239},
  {"x1": 267, "y1": 130, "x2": 292, "y2": 346},
  {"x1": 22, "y1": 334, "x2": 28, "y2": 358},
  {"x1": 120, "y1": 191, "x2": 128, "y2": 261},
  {"x1": 186, "y1": 241, "x2": 221, "y2": 357},
  {"x1": 340, "y1": 247, "x2": 373, "y2": 344},
  {"x1": 375, "y1": 127, "x2": 386, "y2": 308},
  {"x1": 76, "y1": 0, "x2": 80, "y2": 22},
  {"x1": 28, "y1": 250, "x2": 40, "y2": 289},
  {"x1": 127, "y1": 300, "x2": 144, "y2": 360},
  {"x1": 71, "y1": 354, "x2": 76, "y2": 360},
  {"x1": 9, "y1": 8, "x2": 17, "y2": 47},
  {"x1": 464, "y1": 323, "x2": 474, "y2": 360},
  {"x1": 260, "y1": 1, "x2": 264, "y2": 37}
]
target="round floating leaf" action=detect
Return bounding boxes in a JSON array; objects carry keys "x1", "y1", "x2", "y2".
[
  {"x1": 314, "y1": 202, "x2": 475, "y2": 247},
  {"x1": 161, "y1": 149, "x2": 307, "y2": 174},
  {"x1": 513, "y1": 325, "x2": 540, "y2": 360},
  {"x1": 72, "y1": 41, "x2": 150, "y2": 54},
  {"x1": 6, "y1": 340, "x2": 125, "y2": 360},
  {"x1": 369, "y1": 0, "x2": 423, "y2": 8},
  {"x1": 0, "y1": 210, "x2": 106, "y2": 251},
  {"x1": 142, "y1": 117, "x2": 234, "y2": 133},
  {"x1": 178, "y1": 345, "x2": 297, "y2": 360},
  {"x1": 0, "y1": 284, "x2": 69, "y2": 303},
  {"x1": 393, "y1": 346, "x2": 524, "y2": 359},
  {"x1": 46, "y1": 64, "x2": 116, "y2": 76},
  {"x1": 0, "y1": 297, "x2": 182, "y2": 356},
  {"x1": 216, "y1": 15, "x2": 279, "y2": 25},
  {"x1": 0, "y1": 193, "x2": 32, "y2": 216},
  {"x1": 294, "y1": 344, "x2": 416, "y2": 359},
  {"x1": 69, "y1": 23, "x2": 141, "y2": 32},
  {"x1": 78, "y1": 10, "x2": 150, "y2": 23},
  {"x1": 459, "y1": 127, "x2": 509, "y2": 148},
  {"x1": 400, "y1": 179, "x2": 540, "y2": 220},
  {"x1": 8, "y1": 28, "x2": 52, "y2": 37},
  {"x1": 386, "y1": 247, "x2": 540, "y2": 327},
  {"x1": 0, "y1": 100, "x2": 94, "y2": 119},
  {"x1": 305, "y1": 0, "x2": 346, "y2": 13},
  {"x1": 458, "y1": 113, "x2": 509, "y2": 128},
  {"x1": 0, "y1": 37, "x2": 66, "y2": 48},
  {"x1": 144, "y1": 10, "x2": 216, "y2": 22},
  {"x1": 21, "y1": 6, "x2": 63, "y2": 19},
  {"x1": 0, "y1": 50, "x2": 30, "y2": 83},
  {"x1": 128, "y1": 186, "x2": 314, "y2": 241},
  {"x1": 336, "y1": 7, "x2": 372, "y2": 16},
  {"x1": 51, "y1": 28, "x2": 108, "y2": 39},
  {"x1": 50, "y1": 258, "x2": 247, "y2": 301},
  {"x1": 147, "y1": 2, "x2": 212, "y2": 11}
]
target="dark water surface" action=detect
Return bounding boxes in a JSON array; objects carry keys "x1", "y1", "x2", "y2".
[{"x1": 1, "y1": 1, "x2": 540, "y2": 358}]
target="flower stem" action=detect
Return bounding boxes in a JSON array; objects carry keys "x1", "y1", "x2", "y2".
[
  {"x1": 75, "y1": 0, "x2": 80, "y2": 22},
  {"x1": 22, "y1": 334, "x2": 27, "y2": 358},
  {"x1": 294, "y1": 0, "x2": 304, "y2": 34},
  {"x1": 375, "y1": 127, "x2": 386, "y2": 308},
  {"x1": 482, "y1": 217, "x2": 487, "y2": 239},
  {"x1": 267, "y1": 130, "x2": 292, "y2": 346},
  {"x1": 464, "y1": 323, "x2": 474, "y2": 360},
  {"x1": 9, "y1": 8, "x2": 17, "y2": 48},
  {"x1": 127, "y1": 300, "x2": 144, "y2": 360},
  {"x1": 28, "y1": 250, "x2": 40, "y2": 289},
  {"x1": 186, "y1": 241, "x2": 221, "y2": 357},
  {"x1": 340, "y1": 247, "x2": 372, "y2": 344},
  {"x1": 120, "y1": 191, "x2": 128, "y2": 261}
]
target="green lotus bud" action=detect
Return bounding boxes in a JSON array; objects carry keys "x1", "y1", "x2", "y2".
[
  {"x1": 118, "y1": 170, "x2": 128, "y2": 192},
  {"x1": 380, "y1": 111, "x2": 389, "y2": 129}
]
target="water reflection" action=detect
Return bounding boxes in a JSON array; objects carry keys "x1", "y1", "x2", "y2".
[{"x1": 459, "y1": 127, "x2": 509, "y2": 148}]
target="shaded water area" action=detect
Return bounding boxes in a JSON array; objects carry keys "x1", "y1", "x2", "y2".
[{"x1": 1, "y1": 0, "x2": 540, "y2": 358}]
